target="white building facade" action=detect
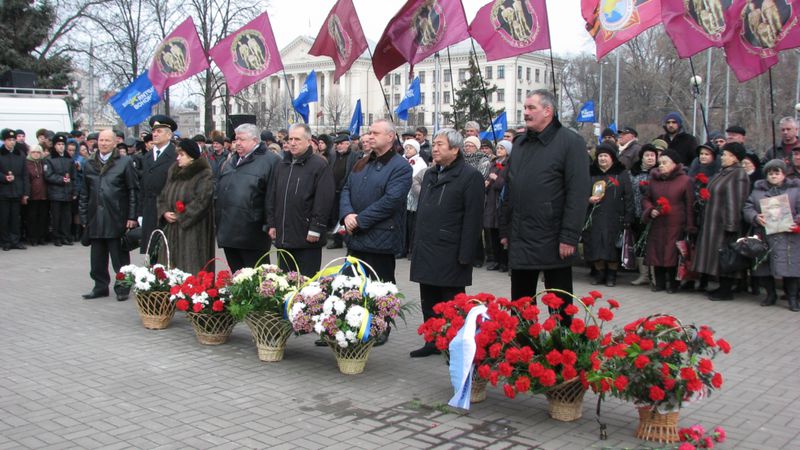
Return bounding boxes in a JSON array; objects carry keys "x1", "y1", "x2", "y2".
[{"x1": 212, "y1": 36, "x2": 563, "y2": 135}]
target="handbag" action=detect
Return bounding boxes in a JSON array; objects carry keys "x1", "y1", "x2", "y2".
[
  {"x1": 621, "y1": 229, "x2": 635, "y2": 270},
  {"x1": 718, "y1": 244, "x2": 750, "y2": 273},
  {"x1": 120, "y1": 227, "x2": 141, "y2": 252}
]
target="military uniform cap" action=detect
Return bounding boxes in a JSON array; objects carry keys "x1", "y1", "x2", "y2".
[
  {"x1": 87, "y1": 132, "x2": 99, "y2": 141},
  {"x1": 334, "y1": 134, "x2": 351, "y2": 144},
  {"x1": 53, "y1": 134, "x2": 67, "y2": 144},
  {"x1": 149, "y1": 114, "x2": 178, "y2": 132},
  {"x1": 1, "y1": 129, "x2": 16, "y2": 140}
]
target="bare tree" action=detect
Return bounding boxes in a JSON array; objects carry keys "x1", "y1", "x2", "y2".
[
  {"x1": 146, "y1": 0, "x2": 187, "y2": 115},
  {"x1": 324, "y1": 90, "x2": 352, "y2": 131}
]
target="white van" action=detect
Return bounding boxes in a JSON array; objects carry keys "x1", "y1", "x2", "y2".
[{"x1": 0, "y1": 88, "x2": 72, "y2": 144}]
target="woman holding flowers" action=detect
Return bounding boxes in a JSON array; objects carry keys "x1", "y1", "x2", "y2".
[
  {"x1": 692, "y1": 142, "x2": 751, "y2": 301},
  {"x1": 156, "y1": 139, "x2": 215, "y2": 274},
  {"x1": 628, "y1": 144, "x2": 659, "y2": 286},
  {"x1": 583, "y1": 143, "x2": 633, "y2": 287},
  {"x1": 642, "y1": 149, "x2": 695, "y2": 293},
  {"x1": 743, "y1": 159, "x2": 800, "y2": 311}
]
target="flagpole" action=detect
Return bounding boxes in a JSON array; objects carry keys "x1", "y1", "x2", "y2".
[
  {"x1": 366, "y1": 46, "x2": 395, "y2": 123},
  {"x1": 281, "y1": 71, "x2": 296, "y2": 126},
  {"x1": 445, "y1": 46, "x2": 460, "y2": 127},
  {"x1": 768, "y1": 68, "x2": 777, "y2": 153},
  {"x1": 687, "y1": 57, "x2": 710, "y2": 142},
  {"x1": 468, "y1": 39, "x2": 498, "y2": 146}
]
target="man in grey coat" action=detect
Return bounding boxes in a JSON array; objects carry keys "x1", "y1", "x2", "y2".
[{"x1": 500, "y1": 90, "x2": 590, "y2": 322}]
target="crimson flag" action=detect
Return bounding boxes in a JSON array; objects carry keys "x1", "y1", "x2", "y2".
[
  {"x1": 309, "y1": 0, "x2": 368, "y2": 82},
  {"x1": 208, "y1": 12, "x2": 284, "y2": 95},
  {"x1": 148, "y1": 17, "x2": 210, "y2": 96},
  {"x1": 581, "y1": 0, "x2": 662, "y2": 60},
  {"x1": 373, "y1": 0, "x2": 470, "y2": 81},
  {"x1": 469, "y1": 0, "x2": 551, "y2": 61},
  {"x1": 662, "y1": 0, "x2": 738, "y2": 58}
]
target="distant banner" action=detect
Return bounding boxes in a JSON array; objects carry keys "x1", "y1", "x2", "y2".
[
  {"x1": 309, "y1": 0, "x2": 369, "y2": 82},
  {"x1": 292, "y1": 70, "x2": 319, "y2": 123},
  {"x1": 349, "y1": 99, "x2": 363, "y2": 136},
  {"x1": 469, "y1": 0, "x2": 551, "y2": 61},
  {"x1": 109, "y1": 71, "x2": 161, "y2": 127},
  {"x1": 395, "y1": 77, "x2": 421, "y2": 121},
  {"x1": 581, "y1": 0, "x2": 663, "y2": 60},
  {"x1": 148, "y1": 17, "x2": 209, "y2": 95},
  {"x1": 480, "y1": 112, "x2": 507, "y2": 141},
  {"x1": 577, "y1": 100, "x2": 595, "y2": 123},
  {"x1": 661, "y1": 0, "x2": 738, "y2": 58}
]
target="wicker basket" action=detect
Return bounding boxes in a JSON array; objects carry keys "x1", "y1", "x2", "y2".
[
  {"x1": 186, "y1": 311, "x2": 237, "y2": 345},
  {"x1": 545, "y1": 379, "x2": 587, "y2": 421},
  {"x1": 134, "y1": 291, "x2": 176, "y2": 330},
  {"x1": 471, "y1": 374, "x2": 488, "y2": 403},
  {"x1": 636, "y1": 407, "x2": 680, "y2": 443},
  {"x1": 326, "y1": 338, "x2": 375, "y2": 374},
  {"x1": 245, "y1": 311, "x2": 293, "y2": 362}
]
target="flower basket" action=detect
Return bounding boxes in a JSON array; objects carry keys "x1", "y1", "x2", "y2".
[
  {"x1": 471, "y1": 374, "x2": 488, "y2": 403},
  {"x1": 186, "y1": 311, "x2": 237, "y2": 345},
  {"x1": 326, "y1": 337, "x2": 375, "y2": 375},
  {"x1": 545, "y1": 378, "x2": 586, "y2": 422},
  {"x1": 636, "y1": 406, "x2": 680, "y2": 443},
  {"x1": 135, "y1": 291, "x2": 175, "y2": 330},
  {"x1": 245, "y1": 311, "x2": 293, "y2": 362}
]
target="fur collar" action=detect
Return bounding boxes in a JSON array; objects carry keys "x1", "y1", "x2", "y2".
[{"x1": 170, "y1": 156, "x2": 211, "y2": 181}]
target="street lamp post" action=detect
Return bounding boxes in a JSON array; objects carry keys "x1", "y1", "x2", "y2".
[{"x1": 690, "y1": 75, "x2": 703, "y2": 137}]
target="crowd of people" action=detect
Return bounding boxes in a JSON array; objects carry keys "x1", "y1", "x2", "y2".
[{"x1": 2, "y1": 89, "x2": 799, "y2": 359}]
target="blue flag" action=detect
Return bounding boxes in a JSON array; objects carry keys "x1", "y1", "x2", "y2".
[
  {"x1": 109, "y1": 71, "x2": 161, "y2": 127},
  {"x1": 292, "y1": 70, "x2": 318, "y2": 123},
  {"x1": 395, "y1": 77, "x2": 421, "y2": 121},
  {"x1": 479, "y1": 112, "x2": 507, "y2": 141},
  {"x1": 349, "y1": 99, "x2": 363, "y2": 137},
  {"x1": 577, "y1": 100, "x2": 595, "y2": 123}
]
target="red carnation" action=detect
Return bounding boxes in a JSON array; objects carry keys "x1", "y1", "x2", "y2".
[
  {"x1": 711, "y1": 373, "x2": 724, "y2": 388},
  {"x1": 698, "y1": 358, "x2": 714, "y2": 374},
  {"x1": 639, "y1": 180, "x2": 649, "y2": 187},
  {"x1": 699, "y1": 187, "x2": 711, "y2": 201},
  {"x1": 580, "y1": 295, "x2": 595, "y2": 307},
  {"x1": 541, "y1": 293, "x2": 563, "y2": 309},
  {"x1": 154, "y1": 267, "x2": 167, "y2": 280},
  {"x1": 542, "y1": 318, "x2": 556, "y2": 332},
  {"x1": 498, "y1": 362, "x2": 513, "y2": 377},
  {"x1": 695, "y1": 173, "x2": 709, "y2": 184},
  {"x1": 589, "y1": 290, "x2": 603, "y2": 299},
  {"x1": 686, "y1": 378, "x2": 704, "y2": 393},
  {"x1": 680, "y1": 367, "x2": 697, "y2": 380},
  {"x1": 608, "y1": 176, "x2": 619, "y2": 187},
  {"x1": 561, "y1": 349, "x2": 578, "y2": 366},
  {"x1": 477, "y1": 364, "x2": 491, "y2": 380},
  {"x1": 175, "y1": 299, "x2": 189, "y2": 311},
  {"x1": 663, "y1": 377, "x2": 676, "y2": 390},
  {"x1": 528, "y1": 362, "x2": 544, "y2": 377},
  {"x1": 597, "y1": 307, "x2": 614, "y2": 321},
  {"x1": 503, "y1": 384, "x2": 516, "y2": 399},
  {"x1": 562, "y1": 364, "x2": 577, "y2": 380},
  {"x1": 656, "y1": 196, "x2": 672, "y2": 215},
  {"x1": 545, "y1": 349, "x2": 563, "y2": 366},
  {"x1": 519, "y1": 346, "x2": 534, "y2": 362},
  {"x1": 495, "y1": 162, "x2": 503, "y2": 171},
  {"x1": 639, "y1": 339, "x2": 654, "y2": 351},
  {"x1": 115, "y1": 272, "x2": 125, "y2": 281},
  {"x1": 607, "y1": 299, "x2": 620, "y2": 309},
  {"x1": 570, "y1": 318, "x2": 586, "y2": 334},
  {"x1": 528, "y1": 323, "x2": 542, "y2": 337},
  {"x1": 192, "y1": 302, "x2": 204, "y2": 313},
  {"x1": 634, "y1": 354, "x2": 650, "y2": 369},
  {"x1": 514, "y1": 376, "x2": 531, "y2": 393},
  {"x1": 539, "y1": 369, "x2": 557, "y2": 387},
  {"x1": 614, "y1": 375, "x2": 629, "y2": 391},
  {"x1": 717, "y1": 339, "x2": 732, "y2": 354},
  {"x1": 563, "y1": 304, "x2": 579, "y2": 316},
  {"x1": 175, "y1": 200, "x2": 186, "y2": 213},
  {"x1": 212, "y1": 300, "x2": 224, "y2": 312},
  {"x1": 790, "y1": 224, "x2": 800, "y2": 234},
  {"x1": 585, "y1": 325, "x2": 601, "y2": 340},
  {"x1": 649, "y1": 385, "x2": 665, "y2": 402}
]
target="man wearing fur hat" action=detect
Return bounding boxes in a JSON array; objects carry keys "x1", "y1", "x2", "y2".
[
  {"x1": 657, "y1": 112, "x2": 698, "y2": 167},
  {"x1": 139, "y1": 115, "x2": 177, "y2": 254}
]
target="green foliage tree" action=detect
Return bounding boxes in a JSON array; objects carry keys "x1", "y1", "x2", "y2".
[
  {"x1": 0, "y1": 0, "x2": 73, "y2": 89},
  {"x1": 443, "y1": 54, "x2": 503, "y2": 132}
]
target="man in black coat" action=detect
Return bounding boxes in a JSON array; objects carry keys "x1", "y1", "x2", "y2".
[
  {"x1": 139, "y1": 115, "x2": 177, "y2": 254},
  {"x1": 79, "y1": 129, "x2": 139, "y2": 301},
  {"x1": 44, "y1": 133, "x2": 77, "y2": 246},
  {"x1": 0, "y1": 129, "x2": 30, "y2": 251},
  {"x1": 326, "y1": 134, "x2": 360, "y2": 249},
  {"x1": 500, "y1": 90, "x2": 590, "y2": 322},
  {"x1": 267, "y1": 123, "x2": 335, "y2": 276},
  {"x1": 215, "y1": 123, "x2": 280, "y2": 272},
  {"x1": 657, "y1": 112, "x2": 698, "y2": 167},
  {"x1": 409, "y1": 128, "x2": 484, "y2": 357}
]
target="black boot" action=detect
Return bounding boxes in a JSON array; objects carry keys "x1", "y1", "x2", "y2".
[
  {"x1": 760, "y1": 277, "x2": 777, "y2": 306},
  {"x1": 709, "y1": 277, "x2": 734, "y2": 301},
  {"x1": 665, "y1": 268, "x2": 678, "y2": 294},
  {"x1": 591, "y1": 268, "x2": 606, "y2": 285},
  {"x1": 605, "y1": 269, "x2": 617, "y2": 287},
  {"x1": 750, "y1": 275, "x2": 760, "y2": 296},
  {"x1": 410, "y1": 341, "x2": 441, "y2": 358},
  {"x1": 652, "y1": 267, "x2": 666, "y2": 292},
  {"x1": 785, "y1": 278, "x2": 800, "y2": 312}
]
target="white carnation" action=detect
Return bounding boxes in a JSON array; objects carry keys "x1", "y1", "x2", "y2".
[
  {"x1": 299, "y1": 283, "x2": 322, "y2": 298},
  {"x1": 331, "y1": 275, "x2": 361, "y2": 292},
  {"x1": 333, "y1": 299, "x2": 346, "y2": 315},
  {"x1": 365, "y1": 281, "x2": 399, "y2": 298},
  {"x1": 119, "y1": 264, "x2": 136, "y2": 274},
  {"x1": 313, "y1": 320, "x2": 326, "y2": 335},
  {"x1": 322, "y1": 297, "x2": 334, "y2": 315},
  {"x1": 345, "y1": 305, "x2": 367, "y2": 328},
  {"x1": 288, "y1": 301, "x2": 306, "y2": 321},
  {"x1": 233, "y1": 267, "x2": 257, "y2": 283},
  {"x1": 335, "y1": 331, "x2": 348, "y2": 348},
  {"x1": 345, "y1": 330, "x2": 357, "y2": 343}
]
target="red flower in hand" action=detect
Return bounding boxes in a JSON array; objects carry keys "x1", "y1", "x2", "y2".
[
  {"x1": 791, "y1": 224, "x2": 800, "y2": 234},
  {"x1": 175, "y1": 200, "x2": 186, "y2": 213},
  {"x1": 695, "y1": 173, "x2": 709, "y2": 185},
  {"x1": 639, "y1": 180, "x2": 649, "y2": 187},
  {"x1": 116, "y1": 272, "x2": 125, "y2": 281},
  {"x1": 608, "y1": 176, "x2": 619, "y2": 187},
  {"x1": 656, "y1": 196, "x2": 672, "y2": 215},
  {"x1": 699, "y1": 187, "x2": 711, "y2": 201},
  {"x1": 495, "y1": 162, "x2": 503, "y2": 171}
]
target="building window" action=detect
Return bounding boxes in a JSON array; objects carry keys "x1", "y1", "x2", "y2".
[
  {"x1": 420, "y1": 92, "x2": 426, "y2": 104},
  {"x1": 368, "y1": 113, "x2": 374, "y2": 125},
  {"x1": 212, "y1": 105, "x2": 216, "y2": 115},
  {"x1": 516, "y1": 89, "x2": 522, "y2": 102},
  {"x1": 419, "y1": 71, "x2": 426, "y2": 83},
  {"x1": 526, "y1": 67, "x2": 531, "y2": 81},
  {"x1": 485, "y1": 66, "x2": 493, "y2": 79},
  {"x1": 544, "y1": 71, "x2": 548, "y2": 85},
  {"x1": 383, "y1": 76, "x2": 390, "y2": 86},
  {"x1": 496, "y1": 89, "x2": 504, "y2": 102},
  {"x1": 444, "y1": 91, "x2": 451, "y2": 104},
  {"x1": 497, "y1": 66, "x2": 505, "y2": 79},
  {"x1": 418, "y1": 112, "x2": 424, "y2": 124},
  {"x1": 394, "y1": 74, "x2": 401, "y2": 85},
  {"x1": 433, "y1": 92, "x2": 439, "y2": 104},
  {"x1": 394, "y1": 93, "x2": 401, "y2": 106},
  {"x1": 444, "y1": 69, "x2": 452, "y2": 83},
  {"x1": 535, "y1": 68, "x2": 540, "y2": 83},
  {"x1": 517, "y1": 66, "x2": 522, "y2": 79},
  {"x1": 459, "y1": 68, "x2": 467, "y2": 81},
  {"x1": 517, "y1": 110, "x2": 522, "y2": 123}
]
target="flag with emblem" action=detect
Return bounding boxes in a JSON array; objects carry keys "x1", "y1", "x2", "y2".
[
  {"x1": 209, "y1": 12, "x2": 284, "y2": 95},
  {"x1": 469, "y1": 0, "x2": 551, "y2": 61},
  {"x1": 722, "y1": 0, "x2": 788, "y2": 82},
  {"x1": 581, "y1": 0, "x2": 663, "y2": 60},
  {"x1": 661, "y1": 0, "x2": 738, "y2": 58},
  {"x1": 479, "y1": 112, "x2": 507, "y2": 141},
  {"x1": 395, "y1": 77, "x2": 421, "y2": 121},
  {"x1": 148, "y1": 17, "x2": 210, "y2": 95},
  {"x1": 373, "y1": 0, "x2": 470, "y2": 81},
  {"x1": 309, "y1": 0, "x2": 368, "y2": 82},
  {"x1": 109, "y1": 71, "x2": 161, "y2": 127}
]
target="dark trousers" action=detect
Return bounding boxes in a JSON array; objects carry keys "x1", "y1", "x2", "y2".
[
  {"x1": 25, "y1": 200, "x2": 49, "y2": 243},
  {"x1": 474, "y1": 231, "x2": 485, "y2": 265},
  {"x1": 404, "y1": 210, "x2": 417, "y2": 257},
  {"x1": 511, "y1": 266, "x2": 573, "y2": 325},
  {"x1": 50, "y1": 200, "x2": 72, "y2": 242},
  {"x1": 224, "y1": 247, "x2": 268, "y2": 273},
  {"x1": 90, "y1": 238, "x2": 130, "y2": 294},
  {"x1": 278, "y1": 247, "x2": 322, "y2": 277},
  {"x1": 419, "y1": 284, "x2": 465, "y2": 323},
  {"x1": 348, "y1": 250, "x2": 396, "y2": 283},
  {"x1": 485, "y1": 228, "x2": 507, "y2": 266},
  {"x1": 0, "y1": 197, "x2": 21, "y2": 246}
]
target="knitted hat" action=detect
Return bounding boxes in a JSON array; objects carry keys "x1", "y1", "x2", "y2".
[
  {"x1": 721, "y1": 142, "x2": 746, "y2": 161},
  {"x1": 595, "y1": 142, "x2": 618, "y2": 159},
  {"x1": 497, "y1": 140, "x2": 512, "y2": 154},
  {"x1": 403, "y1": 139, "x2": 420, "y2": 154},
  {"x1": 464, "y1": 136, "x2": 481, "y2": 149},
  {"x1": 764, "y1": 158, "x2": 787, "y2": 174},
  {"x1": 177, "y1": 138, "x2": 201, "y2": 159},
  {"x1": 663, "y1": 112, "x2": 683, "y2": 126},
  {"x1": 660, "y1": 148, "x2": 681, "y2": 165}
]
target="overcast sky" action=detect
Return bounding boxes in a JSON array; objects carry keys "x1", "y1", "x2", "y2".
[{"x1": 266, "y1": 0, "x2": 593, "y2": 57}]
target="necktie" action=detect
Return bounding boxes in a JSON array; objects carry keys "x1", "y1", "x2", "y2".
[{"x1": 155, "y1": 149, "x2": 161, "y2": 160}]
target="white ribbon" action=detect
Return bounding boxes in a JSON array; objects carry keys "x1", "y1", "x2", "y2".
[{"x1": 448, "y1": 304, "x2": 488, "y2": 410}]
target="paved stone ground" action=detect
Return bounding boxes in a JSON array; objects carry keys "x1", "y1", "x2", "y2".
[{"x1": 2, "y1": 244, "x2": 799, "y2": 449}]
